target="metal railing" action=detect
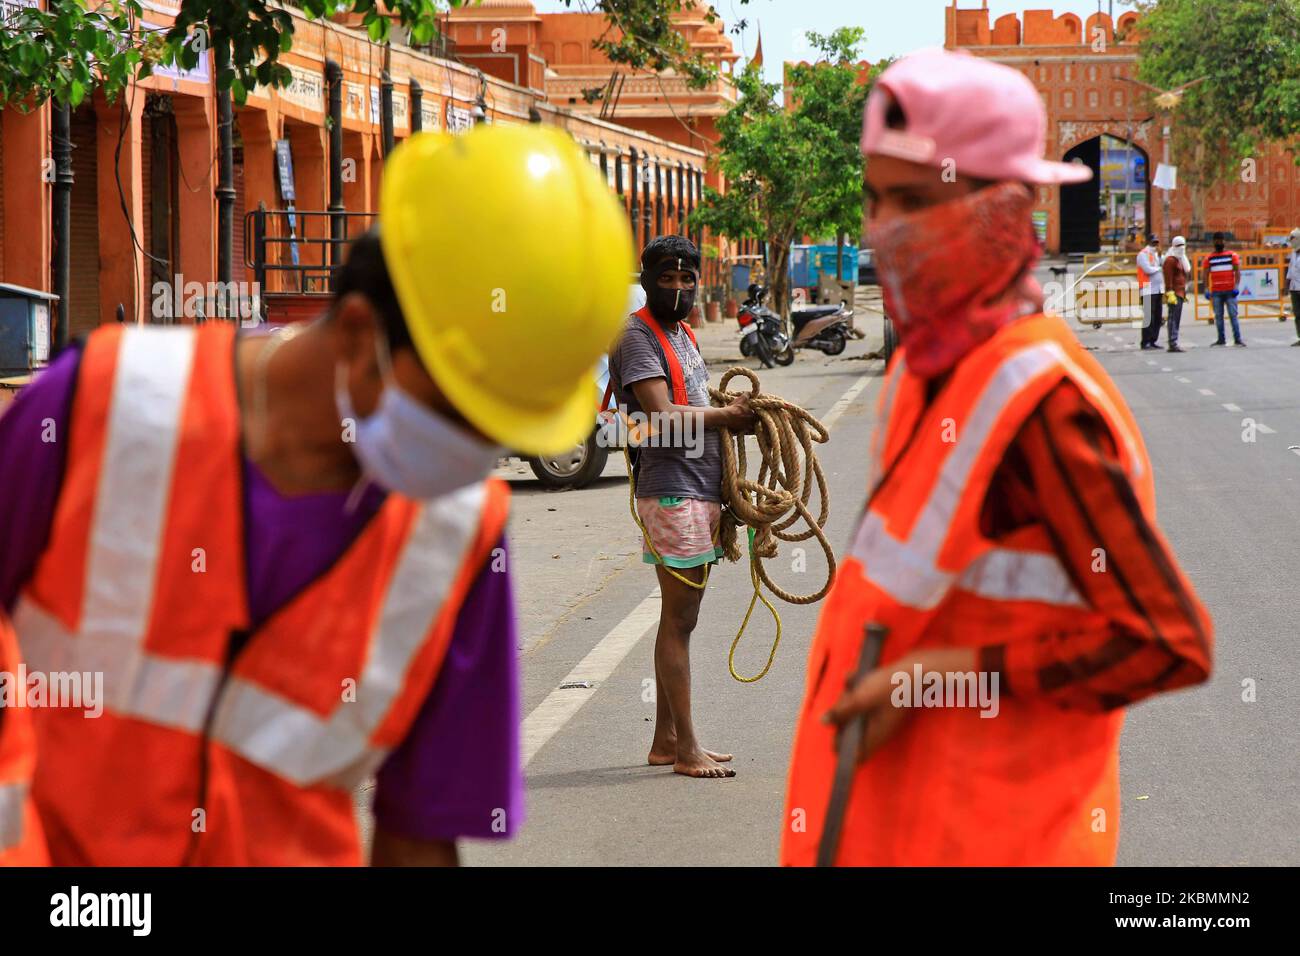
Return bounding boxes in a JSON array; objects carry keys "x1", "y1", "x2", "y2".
[{"x1": 244, "y1": 208, "x2": 377, "y2": 297}]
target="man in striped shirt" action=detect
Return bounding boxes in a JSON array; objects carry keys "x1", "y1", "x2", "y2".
[{"x1": 1206, "y1": 233, "x2": 1244, "y2": 347}]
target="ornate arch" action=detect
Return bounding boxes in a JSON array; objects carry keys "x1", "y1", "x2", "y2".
[{"x1": 1057, "y1": 120, "x2": 1153, "y2": 157}]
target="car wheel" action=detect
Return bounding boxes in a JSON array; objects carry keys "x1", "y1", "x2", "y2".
[
  {"x1": 882, "y1": 314, "x2": 898, "y2": 363},
  {"x1": 528, "y1": 428, "x2": 610, "y2": 489}
]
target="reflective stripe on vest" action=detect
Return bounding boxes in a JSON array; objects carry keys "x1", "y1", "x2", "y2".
[
  {"x1": 852, "y1": 339, "x2": 1131, "y2": 610},
  {"x1": 12, "y1": 326, "x2": 488, "y2": 789},
  {"x1": 0, "y1": 782, "x2": 25, "y2": 852},
  {"x1": 865, "y1": 355, "x2": 907, "y2": 495}
]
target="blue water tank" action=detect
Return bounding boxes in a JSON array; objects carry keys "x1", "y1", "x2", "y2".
[{"x1": 0, "y1": 283, "x2": 58, "y2": 377}]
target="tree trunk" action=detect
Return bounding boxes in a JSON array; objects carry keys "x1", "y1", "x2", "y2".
[{"x1": 768, "y1": 238, "x2": 793, "y2": 324}]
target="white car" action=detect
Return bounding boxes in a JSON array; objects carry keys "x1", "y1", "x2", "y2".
[{"x1": 523, "y1": 284, "x2": 642, "y2": 489}]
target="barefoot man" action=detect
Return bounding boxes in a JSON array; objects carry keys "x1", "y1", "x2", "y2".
[{"x1": 609, "y1": 235, "x2": 754, "y2": 778}]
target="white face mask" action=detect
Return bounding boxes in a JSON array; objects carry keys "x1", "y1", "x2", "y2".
[{"x1": 335, "y1": 337, "x2": 502, "y2": 500}]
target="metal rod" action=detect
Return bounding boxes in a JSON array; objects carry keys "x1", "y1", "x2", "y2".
[
  {"x1": 381, "y1": 69, "x2": 395, "y2": 158},
  {"x1": 216, "y1": 44, "x2": 236, "y2": 288},
  {"x1": 326, "y1": 60, "x2": 345, "y2": 266},
  {"x1": 816, "y1": 622, "x2": 887, "y2": 867},
  {"x1": 51, "y1": 101, "x2": 73, "y2": 348}
]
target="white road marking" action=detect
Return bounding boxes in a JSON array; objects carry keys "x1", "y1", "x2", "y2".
[
  {"x1": 1176, "y1": 376, "x2": 1191, "y2": 383},
  {"x1": 522, "y1": 588, "x2": 663, "y2": 767},
  {"x1": 1222, "y1": 403, "x2": 1242, "y2": 412},
  {"x1": 1161, "y1": 367, "x2": 1172, "y2": 372},
  {"x1": 821, "y1": 374, "x2": 874, "y2": 431},
  {"x1": 1199, "y1": 388, "x2": 1216, "y2": 396},
  {"x1": 1146, "y1": 359, "x2": 1158, "y2": 366},
  {"x1": 520, "y1": 373, "x2": 879, "y2": 766},
  {"x1": 1257, "y1": 424, "x2": 1276, "y2": 434},
  {"x1": 1291, "y1": 447, "x2": 1300, "y2": 458}
]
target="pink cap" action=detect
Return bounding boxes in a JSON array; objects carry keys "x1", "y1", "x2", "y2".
[{"x1": 861, "y1": 47, "x2": 1092, "y2": 186}]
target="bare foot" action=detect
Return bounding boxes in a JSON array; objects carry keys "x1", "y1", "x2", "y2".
[
  {"x1": 648, "y1": 744, "x2": 733, "y2": 766},
  {"x1": 673, "y1": 749, "x2": 736, "y2": 779}
]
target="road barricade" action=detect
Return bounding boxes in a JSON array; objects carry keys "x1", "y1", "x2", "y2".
[
  {"x1": 1057, "y1": 255, "x2": 1142, "y2": 328},
  {"x1": 1191, "y1": 248, "x2": 1289, "y2": 323}
]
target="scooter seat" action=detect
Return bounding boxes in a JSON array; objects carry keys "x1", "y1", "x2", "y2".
[{"x1": 793, "y1": 305, "x2": 842, "y2": 321}]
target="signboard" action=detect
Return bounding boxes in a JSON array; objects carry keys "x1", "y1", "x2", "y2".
[
  {"x1": 1032, "y1": 211, "x2": 1049, "y2": 246},
  {"x1": 344, "y1": 81, "x2": 367, "y2": 123},
  {"x1": 370, "y1": 87, "x2": 381, "y2": 126},
  {"x1": 392, "y1": 90, "x2": 409, "y2": 130},
  {"x1": 0, "y1": 0, "x2": 38, "y2": 25},
  {"x1": 141, "y1": 20, "x2": 211, "y2": 87},
  {"x1": 280, "y1": 64, "x2": 324, "y2": 112},
  {"x1": 274, "y1": 140, "x2": 296, "y2": 202},
  {"x1": 1237, "y1": 267, "x2": 1281, "y2": 302},
  {"x1": 32, "y1": 302, "x2": 49, "y2": 364},
  {"x1": 1152, "y1": 163, "x2": 1178, "y2": 190},
  {"x1": 274, "y1": 140, "x2": 300, "y2": 266},
  {"x1": 420, "y1": 100, "x2": 440, "y2": 133},
  {"x1": 446, "y1": 102, "x2": 473, "y2": 133}
]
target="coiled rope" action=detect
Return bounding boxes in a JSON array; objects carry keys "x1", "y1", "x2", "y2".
[{"x1": 624, "y1": 367, "x2": 835, "y2": 683}]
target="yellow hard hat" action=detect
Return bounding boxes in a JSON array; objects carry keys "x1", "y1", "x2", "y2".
[{"x1": 379, "y1": 124, "x2": 635, "y2": 456}]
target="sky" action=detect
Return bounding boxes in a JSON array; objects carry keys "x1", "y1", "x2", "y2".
[{"x1": 531, "y1": 1, "x2": 1145, "y2": 88}]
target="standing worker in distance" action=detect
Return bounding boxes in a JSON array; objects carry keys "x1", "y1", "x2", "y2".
[
  {"x1": 1136, "y1": 233, "x2": 1165, "y2": 350},
  {"x1": 1286, "y1": 227, "x2": 1300, "y2": 345},
  {"x1": 0, "y1": 125, "x2": 633, "y2": 866},
  {"x1": 781, "y1": 49, "x2": 1213, "y2": 866},
  {"x1": 1206, "y1": 232, "x2": 1244, "y2": 347},
  {"x1": 608, "y1": 235, "x2": 754, "y2": 779},
  {"x1": 1162, "y1": 235, "x2": 1190, "y2": 353}
]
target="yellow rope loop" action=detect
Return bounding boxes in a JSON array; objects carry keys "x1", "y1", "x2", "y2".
[
  {"x1": 708, "y1": 368, "x2": 837, "y2": 681},
  {"x1": 621, "y1": 366, "x2": 834, "y2": 682}
]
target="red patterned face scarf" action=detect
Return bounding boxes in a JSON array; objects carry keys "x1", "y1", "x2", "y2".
[{"x1": 870, "y1": 181, "x2": 1040, "y2": 379}]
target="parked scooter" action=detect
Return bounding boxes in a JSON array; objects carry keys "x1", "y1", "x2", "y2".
[
  {"x1": 737, "y1": 285, "x2": 854, "y2": 366},
  {"x1": 736, "y1": 284, "x2": 791, "y2": 369},
  {"x1": 786, "y1": 300, "x2": 854, "y2": 357}
]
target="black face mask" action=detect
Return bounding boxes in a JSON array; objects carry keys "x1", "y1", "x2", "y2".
[{"x1": 641, "y1": 257, "x2": 698, "y2": 325}]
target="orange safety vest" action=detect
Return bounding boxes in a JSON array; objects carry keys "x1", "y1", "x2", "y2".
[
  {"x1": 0, "y1": 614, "x2": 50, "y2": 866},
  {"x1": 11, "y1": 323, "x2": 510, "y2": 866},
  {"x1": 602, "y1": 307, "x2": 701, "y2": 431},
  {"x1": 631, "y1": 306, "x2": 699, "y2": 405},
  {"x1": 781, "y1": 312, "x2": 1154, "y2": 867}
]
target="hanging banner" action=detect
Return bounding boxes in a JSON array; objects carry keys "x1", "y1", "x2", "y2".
[{"x1": 1152, "y1": 163, "x2": 1178, "y2": 190}]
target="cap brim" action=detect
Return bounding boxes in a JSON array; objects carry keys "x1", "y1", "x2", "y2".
[{"x1": 1028, "y1": 159, "x2": 1094, "y2": 185}]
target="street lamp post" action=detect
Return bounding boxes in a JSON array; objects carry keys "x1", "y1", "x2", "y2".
[{"x1": 1122, "y1": 76, "x2": 1206, "y2": 240}]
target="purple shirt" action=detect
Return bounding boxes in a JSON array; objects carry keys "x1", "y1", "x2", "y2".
[{"x1": 0, "y1": 342, "x2": 522, "y2": 844}]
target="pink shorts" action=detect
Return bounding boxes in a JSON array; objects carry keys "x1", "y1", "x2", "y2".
[{"x1": 636, "y1": 496, "x2": 723, "y2": 569}]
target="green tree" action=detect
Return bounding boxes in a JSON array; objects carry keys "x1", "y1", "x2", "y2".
[
  {"x1": 690, "y1": 28, "x2": 871, "y2": 320},
  {"x1": 0, "y1": 0, "x2": 748, "y2": 109},
  {"x1": 1131, "y1": 0, "x2": 1300, "y2": 228}
]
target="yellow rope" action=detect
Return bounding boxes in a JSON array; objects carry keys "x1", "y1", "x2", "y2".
[{"x1": 621, "y1": 367, "x2": 834, "y2": 683}]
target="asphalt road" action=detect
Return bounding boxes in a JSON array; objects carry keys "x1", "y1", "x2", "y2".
[{"x1": 463, "y1": 302, "x2": 1300, "y2": 867}]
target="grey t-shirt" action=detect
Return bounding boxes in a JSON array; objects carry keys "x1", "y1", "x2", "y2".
[{"x1": 609, "y1": 316, "x2": 722, "y2": 502}]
